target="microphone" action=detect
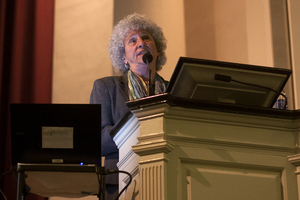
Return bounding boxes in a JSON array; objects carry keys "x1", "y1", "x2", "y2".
[
  {"x1": 214, "y1": 74, "x2": 287, "y2": 109},
  {"x1": 142, "y1": 53, "x2": 153, "y2": 64},
  {"x1": 142, "y1": 53, "x2": 153, "y2": 96}
]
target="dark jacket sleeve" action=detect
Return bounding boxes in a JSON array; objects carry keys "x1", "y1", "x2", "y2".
[
  {"x1": 90, "y1": 78, "x2": 120, "y2": 185},
  {"x1": 90, "y1": 78, "x2": 119, "y2": 156}
]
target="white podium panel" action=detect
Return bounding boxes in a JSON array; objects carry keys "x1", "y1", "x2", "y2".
[
  {"x1": 114, "y1": 101, "x2": 300, "y2": 200},
  {"x1": 183, "y1": 163, "x2": 282, "y2": 200}
]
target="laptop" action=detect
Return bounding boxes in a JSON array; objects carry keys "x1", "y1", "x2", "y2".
[{"x1": 10, "y1": 104, "x2": 102, "y2": 167}]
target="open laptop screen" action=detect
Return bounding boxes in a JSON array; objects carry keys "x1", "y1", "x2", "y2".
[{"x1": 10, "y1": 104, "x2": 102, "y2": 166}]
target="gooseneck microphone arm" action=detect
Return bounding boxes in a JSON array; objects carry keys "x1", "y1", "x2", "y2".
[
  {"x1": 142, "y1": 53, "x2": 153, "y2": 96},
  {"x1": 214, "y1": 74, "x2": 287, "y2": 109}
]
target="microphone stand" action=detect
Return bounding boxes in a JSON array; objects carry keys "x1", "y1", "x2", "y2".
[
  {"x1": 142, "y1": 53, "x2": 153, "y2": 96},
  {"x1": 147, "y1": 61, "x2": 151, "y2": 96}
]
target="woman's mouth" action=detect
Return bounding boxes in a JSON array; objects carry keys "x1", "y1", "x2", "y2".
[{"x1": 137, "y1": 50, "x2": 150, "y2": 56}]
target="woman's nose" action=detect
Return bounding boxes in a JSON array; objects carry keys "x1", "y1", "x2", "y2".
[{"x1": 137, "y1": 38, "x2": 146, "y2": 48}]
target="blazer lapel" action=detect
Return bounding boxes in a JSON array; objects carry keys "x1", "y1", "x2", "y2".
[{"x1": 118, "y1": 71, "x2": 130, "y2": 102}]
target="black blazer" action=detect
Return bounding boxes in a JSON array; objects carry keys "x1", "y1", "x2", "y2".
[{"x1": 90, "y1": 71, "x2": 168, "y2": 184}]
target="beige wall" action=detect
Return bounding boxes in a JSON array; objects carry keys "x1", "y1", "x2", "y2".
[
  {"x1": 52, "y1": 0, "x2": 113, "y2": 104},
  {"x1": 288, "y1": 0, "x2": 300, "y2": 109},
  {"x1": 183, "y1": 0, "x2": 274, "y2": 65}
]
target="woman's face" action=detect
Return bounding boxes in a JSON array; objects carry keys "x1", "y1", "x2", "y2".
[{"x1": 123, "y1": 29, "x2": 159, "y2": 79}]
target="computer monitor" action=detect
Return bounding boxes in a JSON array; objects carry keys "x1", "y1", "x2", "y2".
[{"x1": 166, "y1": 57, "x2": 291, "y2": 108}]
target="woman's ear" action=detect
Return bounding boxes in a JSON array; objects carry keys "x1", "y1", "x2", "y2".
[
  {"x1": 122, "y1": 56, "x2": 127, "y2": 64},
  {"x1": 122, "y1": 56, "x2": 130, "y2": 69}
]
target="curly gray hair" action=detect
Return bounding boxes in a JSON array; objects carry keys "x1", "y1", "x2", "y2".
[{"x1": 108, "y1": 13, "x2": 167, "y2": 73}]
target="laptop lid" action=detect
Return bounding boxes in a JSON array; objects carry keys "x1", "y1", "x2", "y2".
[
  {"x1": 166, "y1": 57, "x2": 292, "y2": 108},
  {"x1": 10, "y1": 104, "x2": 101, "y2": 166}
]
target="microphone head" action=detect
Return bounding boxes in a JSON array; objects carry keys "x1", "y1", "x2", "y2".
[{"x1": 142, "y1": 53, "x2": 153, "y2": 64}]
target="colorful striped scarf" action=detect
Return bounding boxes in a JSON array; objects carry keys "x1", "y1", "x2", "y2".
[{"x1": 128, "y1": 70, "x2": 166, "y2": 100}]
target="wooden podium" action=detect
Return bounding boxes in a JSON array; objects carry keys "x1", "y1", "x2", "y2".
[{"x1": 113, "y1": 94, "x2": 300, "y2": 200}]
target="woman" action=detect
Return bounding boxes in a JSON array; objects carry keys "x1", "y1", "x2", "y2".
[{"x1": 90, "y1": 13, "x2": 168, "y2": 199}]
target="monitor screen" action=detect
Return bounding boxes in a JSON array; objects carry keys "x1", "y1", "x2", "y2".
[
  {"x1": 10, "y1": 104, "x2": 102, "y2": 166},
  {"x1": 166, "y1": 57, "x2": 291, "y2": 108}
]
